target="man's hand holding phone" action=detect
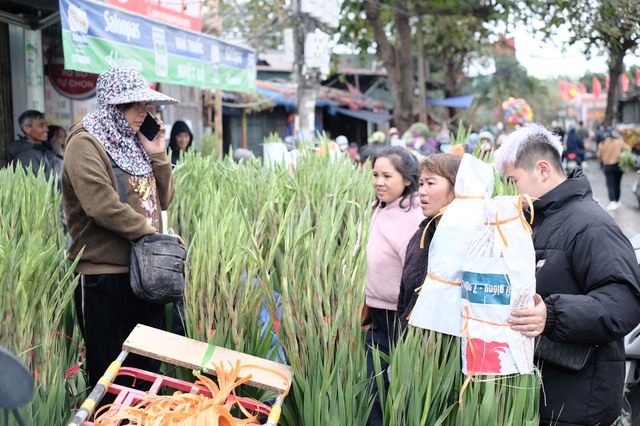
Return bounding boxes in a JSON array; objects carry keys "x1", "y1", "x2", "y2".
[{"x1": 139, "y1": 113, "x2": 167, "y2": 154}]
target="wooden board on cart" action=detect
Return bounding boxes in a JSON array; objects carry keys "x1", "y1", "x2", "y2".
[{"x1": 123, "y1": 324, "x2": 291, "y2": 393}]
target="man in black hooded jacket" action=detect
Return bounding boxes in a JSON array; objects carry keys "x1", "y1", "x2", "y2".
[{"x1": 494, "y1": 123, "x2": 640, "y2": 426}]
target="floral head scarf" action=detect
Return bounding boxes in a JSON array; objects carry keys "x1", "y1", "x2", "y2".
[{"x1": 82, "y1": 67, "x2": 178, "y2": 176}]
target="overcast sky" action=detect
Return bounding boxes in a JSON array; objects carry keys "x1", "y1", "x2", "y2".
[{"x1": 512, "y1": 26, "x2": 640, "y2": 80}]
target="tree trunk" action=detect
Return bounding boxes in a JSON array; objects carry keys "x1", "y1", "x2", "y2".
[
  {"x1": 393, "y1": 4, "x2": 415, "y2": 132},
  {"x1": 444, "y1": 56, "x2": 463, "y2": 123},
  {"x1": 604, "y1": 46, "x2": 625, "y2": 127},
  {"x1": 416, "y1": 20, "x2": 427, "y2": 125},
  {"x1": 363, "y1": 0, "x2": 414, "y2": 132}
]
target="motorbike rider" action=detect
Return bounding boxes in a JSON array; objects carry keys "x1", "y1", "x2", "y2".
[{"x1": 565, "y1": 126, "x2": 586, "y2": 165}]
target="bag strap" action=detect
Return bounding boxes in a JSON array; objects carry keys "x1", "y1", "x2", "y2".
[{"x1": 107, "y1": 155, "x2": 128, "y2": 204}]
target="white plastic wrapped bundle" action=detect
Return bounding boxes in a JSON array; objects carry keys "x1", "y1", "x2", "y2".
[
  {"x1": 460, "y1": 196, "x2": 536, "y2": 375},
  {"x1": 409, "y1": 154, "x2": 494, "y2": 335}
]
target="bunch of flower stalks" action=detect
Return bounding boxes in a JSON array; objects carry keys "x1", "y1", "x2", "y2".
[
  {"x1": 387, "y1": 328, "x2": 538, "y2": 425},
  {"x1": 0, "y1": 167, "x2": 84, "y2": 424},
  {"x1": 169, "y1": 150, "x2": 374, "y2": 424},
  {"x1": 380, "y1": 328, "x2": 461, "y2": 425}
]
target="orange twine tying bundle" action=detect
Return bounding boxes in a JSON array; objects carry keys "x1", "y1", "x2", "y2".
[{"x1": 94, "y1": 361, "x2": 290, "y2": 425}]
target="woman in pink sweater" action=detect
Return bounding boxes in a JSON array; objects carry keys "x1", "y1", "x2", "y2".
[{"x1": 365, "y1": 146, "x2": 424, "y2": 425}]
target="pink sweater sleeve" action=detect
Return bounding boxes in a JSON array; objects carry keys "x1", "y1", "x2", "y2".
[{"x1": 365, "y1": 199, "x2": 425, "y2": 310}]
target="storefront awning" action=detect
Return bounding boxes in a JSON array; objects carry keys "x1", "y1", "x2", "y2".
[
  {"x1": 255, "y1": 81, "x2": 337, "y2": 109},
  {"x1": 0, "y1": 1, "x2": 60, "y2": 30},
  {"x1": 427, "y1": 95, "x2": 475, "y2": 109},
  {"x1": 255, "y1": 85, "x2": 297, "y2": 108},
  {"x1": 58, "y1": 0, "x2": 257, "y2": 92},
  {"x1": 335, "y1": 107, "x2": 391, "y2": 124}
]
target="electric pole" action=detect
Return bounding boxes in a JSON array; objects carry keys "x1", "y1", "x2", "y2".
[
  {"x1": 294, "y1": 0, "x2": 337, "y2": 141},
  {"x1": 295, "y1": 0, "x2": 316, "y2": 140},
  {"x1": 212, "y1": 0, "x2": 223, "y2": 158}
]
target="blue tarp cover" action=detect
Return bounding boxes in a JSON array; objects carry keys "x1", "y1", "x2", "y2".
[
  {"x1": 256, "y1": 86, "x2": 297, "y2": 108},
  {"x1": 427, "y1": 95, "x2": 475, "y2": 109},
  {"x1": 335, "y1": 107, "x2": 392, "y2": 124},
  {"x1": 256, "y1": 86, "x2": 336, "y2": 108}
]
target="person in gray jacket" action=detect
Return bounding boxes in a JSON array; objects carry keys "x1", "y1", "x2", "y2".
[
  {"x1": 9, "y1": 110, "x2": 52, "y2": 178},
  {"x1": 494, "y1": 123, "x2": 640, "y2": 426}
]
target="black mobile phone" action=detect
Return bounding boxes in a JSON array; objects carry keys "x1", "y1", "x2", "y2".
[{"x1": 139, "y1": 113, "x2": 161, "y2": 141}]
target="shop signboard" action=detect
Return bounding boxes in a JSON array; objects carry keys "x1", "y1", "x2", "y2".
[
  {"x1": 107, "y1": 0, "x2": 202, "y2": 32},
  {"x1": 48, "y1": 42, "x2": 98, "y2": 99},
  {"x1": 59, "y1": 0, "x2": 256, "y2": 92}
]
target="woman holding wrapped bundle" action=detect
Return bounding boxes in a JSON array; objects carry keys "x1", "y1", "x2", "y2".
[{"x1": 396, "y1": 153, "x2": 462, "y2": 329}]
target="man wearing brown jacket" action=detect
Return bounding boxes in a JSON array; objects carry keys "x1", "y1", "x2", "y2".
[{"x1": 596, "y1": 130, "x2": 631, "y2": 211}]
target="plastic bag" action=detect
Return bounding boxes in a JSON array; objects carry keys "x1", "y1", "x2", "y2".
[
  {"x1": 409, "y1": 154, "x2": 494, "y2": 335},
  {"x1": 461, "y1": 196, "x2": 535, "y2": 375}
]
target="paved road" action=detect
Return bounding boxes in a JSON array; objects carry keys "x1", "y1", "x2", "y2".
[{"x1": 582, "y1": 158, "x2": 640, "y2": 238}]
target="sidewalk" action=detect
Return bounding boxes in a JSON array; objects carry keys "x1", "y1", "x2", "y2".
[{"x1": 583, "y1": 159, "x2": 640, "y2": 238}]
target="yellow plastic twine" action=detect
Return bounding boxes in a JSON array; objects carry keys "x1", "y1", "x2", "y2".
[
  {"x1": 483, "y1": 194, "x2": 534, "y2": 248},
  {"x1": 518, "y1": 193, "x2": 535, "y2": 227},
  {"x1": 406, "y1": 272, "x2": 461, "y2": 321},
  {"x1": 458, "y1": 305, "x2": 512, "y2": 406},
  {"x1": 93, "y1": 361, "x2": 291, "y2": 426},
  {"x1": 455, "y1": 195, "x2": 485, "y2": 200},
  {"x1": 419, "y1": 209, "x2": 443, "y2": 249},
  {"x1": 418, "y1": 193, "x2": 486, "y2": 249}
]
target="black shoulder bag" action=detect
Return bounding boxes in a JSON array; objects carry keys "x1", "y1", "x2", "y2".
[{"x1": 110, "y1": 156, "x2": 186, "y2": 305}]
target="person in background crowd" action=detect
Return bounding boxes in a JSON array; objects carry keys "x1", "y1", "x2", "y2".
[
  {"x1": 565, "y1": 126, "x2": 586, "y2": 166},
  {"x1": 369, "y1": 131, "x2": 386, "y2": 145},
  {"x1": 46, "y1": 125, "x2": 69, "y2": 238},
  {"x1": 595, "y1": 123, "x2": 607, "y2": 147},
  {"x1": 9, "y1": 110, "x2": 52, "y2": 178},
  {"x1": 358, "y1": 131, "x2": 386, "y2": 171},
  {"x1": 396, "y1": 153, "x2": 462, "y2": 328},
  {"x1": 47, "y1": 125, "x2": 66, "y2": 157},
  {"x1": 335, "y1": 135, "x2": 349, "y2": 152},
  {"x1": 436, "y1": 135, "x2": 451, "y2": 153},
  {"x1": 436, "y1": 126, "x2": 451, "y2": 140},
  {"x1": 495, "y1": 132, "x2": 508, "y2": 149},
  {"x1": 494, "y1": 123, "x2": 640, "y2": 426},
  {"x1": 348, "y1": 142, "x2": 360, "y2": 162},
  {"x1": 167, "y1": 120, "x2": 193, "y2": 166},
  {"x1": 46, "y1": 125, "x2": 67, "y2": 181},
  {"x1": 388, "y1": 127, "x2": 406, "y2": 148},
  {"x1": 576, "y1": 120, "x2": 589, "y2": 146},
  {"x1": 475, "y1": 130, "x2": 495, "y2": 159},
  {"x1": 62, "y1": 66, "x2": 180, "y2": 399},
  {"x1": 596, "y1": 130, "x2": 632, "y2": 211},
  {"x1": 551, "y1": 120, "x2": 565, "y2": 143},
  {"x1": 476, "y1": 131, "x2": 494, "y2": 151},
  {"x1": 364, "y1": 146, "x2": 424, "y2": 425}
]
